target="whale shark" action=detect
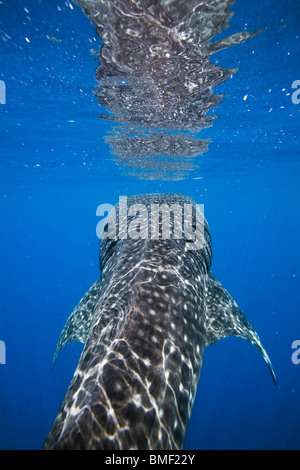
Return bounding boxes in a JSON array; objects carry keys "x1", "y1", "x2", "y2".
[{"x1": 44, "y1": 193, "x2": 276, "y2": 450}]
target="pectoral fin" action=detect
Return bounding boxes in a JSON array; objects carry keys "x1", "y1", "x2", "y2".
[
  {"x1": 205, "y1": 272, "x2": 277, "y2": 386},
  {"x1": 51, "y1": 278, "x2": 101, "y2": 367}
]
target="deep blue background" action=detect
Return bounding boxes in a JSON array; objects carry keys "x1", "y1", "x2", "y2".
[{"x1": 0, "y1": 0, "x2": 300, "y2": 450}]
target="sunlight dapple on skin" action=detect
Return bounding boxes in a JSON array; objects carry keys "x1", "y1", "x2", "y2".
[{"x1": 44, "y1": 193, "x2": 276, "y2": 450}]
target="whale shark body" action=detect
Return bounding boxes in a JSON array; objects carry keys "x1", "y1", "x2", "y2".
[{"x1": 44, "y1": 193, "x2": 276, "y2": 450}]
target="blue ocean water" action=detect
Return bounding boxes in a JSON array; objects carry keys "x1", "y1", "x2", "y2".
[{"x1": 0, "y1": 0, "x2": 300, "y2": 450}]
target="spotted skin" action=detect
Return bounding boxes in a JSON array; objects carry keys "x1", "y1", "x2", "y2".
[{"x1": 44, "y1": 194, "x2": 275, "y2": 450}]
